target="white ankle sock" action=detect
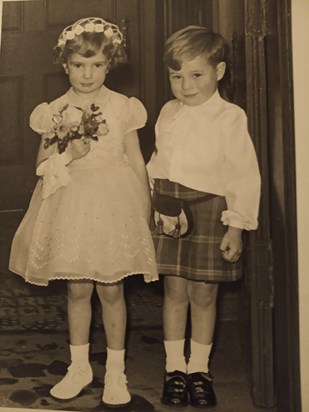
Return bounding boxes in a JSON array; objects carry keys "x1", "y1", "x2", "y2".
[
  {"x1": 70, "y1": 343, "x2": 90, "y2": 368},
  {"x1": 106, "y1": 347, "x2": 125, "y2": 373},
  {"x1": 164, "y1": 339, "x2": 186, "y2": 373},
  {"x1": 187, "y1": 340, "x2": 212, "y2": 374}
]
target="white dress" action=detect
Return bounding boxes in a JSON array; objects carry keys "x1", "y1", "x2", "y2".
[{"x1": 9, "y1": 86, "x2": 158, "y2": 286}]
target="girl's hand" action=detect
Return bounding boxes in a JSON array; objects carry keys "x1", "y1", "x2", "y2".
[
  {"x1": 70, "y1": 138, "x2": 90, "y2": 160},
  {"x1": 220, "y1": 226, "x2": 243, "y2": 263}
]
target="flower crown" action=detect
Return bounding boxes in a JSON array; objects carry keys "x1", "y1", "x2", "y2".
[{"x1": 57, "y1": 17, "x2": 123, "y2": 49}]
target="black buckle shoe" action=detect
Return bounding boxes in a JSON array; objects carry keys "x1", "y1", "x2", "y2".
[
  {"x1": 188, "y1": 372, "x2": 217, "y2": 408},
  {"x1": 161, "y1": 370, "x2": 188, "y2": 407}
]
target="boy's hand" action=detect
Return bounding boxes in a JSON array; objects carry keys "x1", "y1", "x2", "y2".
[
  {"x1": 70, "y1": 138, "x2": 90, "y2": 160},
  {"x1": 220, "y1": 226, "x2": 243, "y2": 263}
]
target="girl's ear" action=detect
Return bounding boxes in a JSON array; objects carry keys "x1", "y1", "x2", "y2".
[
  {"x1": 216, "y1": 62, "x2": 226, "y2": 81},
  {"x1": 63, "y1": 63, "x2": 69, "y2": 74}
]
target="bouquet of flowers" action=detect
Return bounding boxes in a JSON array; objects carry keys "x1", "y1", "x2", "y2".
[{"x1": 30, "y1": 102, "x2": 109, "y2": 154}]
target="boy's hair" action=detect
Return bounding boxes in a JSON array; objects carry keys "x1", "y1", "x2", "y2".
[
  {"x1": 53, "y1": 17, "x2": 127, "y2": 69},
  {"x1": 164, "y1": 25, "x2": 228, "y2": 70}
]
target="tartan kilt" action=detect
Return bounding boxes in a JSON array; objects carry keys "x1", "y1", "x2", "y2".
[{"x1": 151, "y1": 179, "x2": 242, "y2": 282}]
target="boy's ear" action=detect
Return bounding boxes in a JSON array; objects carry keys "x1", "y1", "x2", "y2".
[
  {"x1": 216, "y1": 62, "x2": 226, "y2": 81},
  {"x1": 63, "y1": 63, "x2": 69, "y2": 74}
]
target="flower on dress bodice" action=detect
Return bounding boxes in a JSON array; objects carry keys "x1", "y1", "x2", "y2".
[{"x1": 30, "y1": 102, "x2": 109, "y2": 154}]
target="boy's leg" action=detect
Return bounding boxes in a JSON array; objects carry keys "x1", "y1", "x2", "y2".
[
  {"x1": 161, "y1": 276, "x2": 189, "y2": 407},
  {"x1": 187, "y1": 281, "x2": 218, "y2": 407},
  {"x1": 50, "y1": 280, "x2": 94, "y2": 400},
  {"x1": 96, "y1": 281, "x2": 131, "y2": 407},
  {"x1": 163, "y1": 276, "x2": 188, "y2": 371}
]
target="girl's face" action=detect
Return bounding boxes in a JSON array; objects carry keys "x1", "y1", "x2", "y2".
[
  {"x1": 168, "y1": 54, "x2": 226, "y2": 106},
  {"x1": 63, "y1": 50, "x2": 109, "y2": 98}
]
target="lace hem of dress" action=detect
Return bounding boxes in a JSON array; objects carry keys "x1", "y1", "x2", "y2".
[{"x1": 12, "y1": 269, "x2": 158, "y2": 287}]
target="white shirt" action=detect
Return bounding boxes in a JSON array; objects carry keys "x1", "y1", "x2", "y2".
[{"x1": 147, "y1": 90, "x2": 261, "y2": 230}]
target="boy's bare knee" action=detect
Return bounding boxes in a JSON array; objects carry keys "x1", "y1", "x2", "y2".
[{"x1": 188, "y1": 283, "x2": 218, "y2": 308}]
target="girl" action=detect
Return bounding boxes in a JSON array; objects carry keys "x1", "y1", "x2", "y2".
[
  {"x1": 147, "y1": 26, "x2": 261, "y2": 408},
  {"x1": 9, "y1": 17, "x2": 158, "y2": 408}
]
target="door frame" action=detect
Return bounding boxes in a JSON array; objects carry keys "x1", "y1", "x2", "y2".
[{"x1": 245, "y1": 0, "x2": 300, "y2": 410}]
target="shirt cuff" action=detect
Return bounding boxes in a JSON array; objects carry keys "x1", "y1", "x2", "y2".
[{"x1": 221, "y1": 210, "x2": 257, "y2": 231}]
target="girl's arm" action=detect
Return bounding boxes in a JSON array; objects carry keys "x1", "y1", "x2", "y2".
[
  {"x1": 124, "y1": 130, "x2": 150, "y2": 196},
  {"x1": 36, "y1": 136, "x2": 90, "y2": 168},
  {"x1": 36, "y1": 134, "x2": 56, "y2": 168}
]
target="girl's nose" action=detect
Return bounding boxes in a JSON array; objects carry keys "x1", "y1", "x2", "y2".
[{"x1": 83, "y1": 66, "x2": 92, "y2": 79}]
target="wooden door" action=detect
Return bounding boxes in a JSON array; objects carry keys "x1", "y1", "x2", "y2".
[{"x1": 0, "y1": 0, "x2": 157, "y2": 210}]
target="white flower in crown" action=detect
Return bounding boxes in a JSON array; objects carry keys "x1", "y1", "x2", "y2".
[
  {"x1": 104, "y1": 27, "x2": 114, "y2": 38},
  {"x1": 94, "y1": 23, "x2": 104, "y2": 33},
  {"x1": 66, "y1": 31, "x2": 75, "y2": 40},
  {"x1": 74, "y1": 25, "x2": 85, "y2": 35},
  {"x1": 112, "y1": 38, "x2": 122, "y2": 45},
  {"x1": 85, "y1": 22, "x2": 95, "y2": 32},
  {"x1": 58, "y1": 38, "x2": 66, "y2": 47}
]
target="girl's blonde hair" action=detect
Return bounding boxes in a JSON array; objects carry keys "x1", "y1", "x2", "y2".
[
  {"x1": 164, "y1": 25, "x2": 228, "y2": 70},
  {"x1": 53, "y1": 17, "x2": 127, "y2": 69}
]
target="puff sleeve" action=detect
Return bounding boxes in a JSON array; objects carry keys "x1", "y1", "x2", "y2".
[
  {"x1": 124, "y1": 97, "x2": 147, "y2": 134},
  {"x1": 30, "y1": 102, "x2": 55, "y2": 134}
]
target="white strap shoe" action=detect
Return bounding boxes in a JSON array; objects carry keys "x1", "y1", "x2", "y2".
[
  {"x1": 50, "y1": 363, "x2": 93, "y2": 400},
  {"x1": 102, "y1": 371, "x2": 131, "y2": 407}
]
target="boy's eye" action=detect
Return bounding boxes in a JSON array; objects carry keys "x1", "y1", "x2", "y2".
[
  {"x1": 193, "y1": 73, "x2": 203, "y2": 78},
  {"x1": 72, "y1": 63, "x2": 82, "y2": 68},
  {"x1": 170, "y1": 74, "x2": 181, "y2": 80}
]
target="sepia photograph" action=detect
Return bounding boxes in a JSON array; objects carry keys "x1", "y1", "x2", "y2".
[{"x1": 0, "y1": 1, "x2": 308, "y2": 411}]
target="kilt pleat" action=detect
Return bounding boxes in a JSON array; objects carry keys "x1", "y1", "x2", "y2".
[{"x1": 151, "y1": 179, "x2": 242, "y2": 282}]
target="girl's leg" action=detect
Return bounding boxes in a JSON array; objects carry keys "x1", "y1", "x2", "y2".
[
  {"x1": 96, "y1": 281, "x2": 126, "y2": 349},
  {"x1": 50, "y1": 280, "x2": 94, "y2": 400},
  {"x1": 161, "y1": 276, "x2": 189, "y2": 407},
  {"x1": 68, "y1": 280, "x2": 95, "y2": 345},
  {"x1": 96, "y1": 281, "x2": 131, "y2": 407}
]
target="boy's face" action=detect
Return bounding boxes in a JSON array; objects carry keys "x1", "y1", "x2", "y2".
[
  {"x1": 63, "y1": 51, "x2": 109, "y2": 97},
  {"x1": 168, "y1": 54, "x2": 226, "y2": 106}
]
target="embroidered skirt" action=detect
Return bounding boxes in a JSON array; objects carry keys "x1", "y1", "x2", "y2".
[{"x1": 151, "y1": 179, "x2": 242, "y2": 282}]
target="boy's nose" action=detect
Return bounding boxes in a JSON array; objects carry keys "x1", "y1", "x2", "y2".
[{"x1": 182, "y1": 76, "x2": 194, "y2": 90}]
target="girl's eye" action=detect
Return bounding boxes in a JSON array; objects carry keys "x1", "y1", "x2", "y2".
[
  {"x1": 95, "y1": 63, "x2": 105, "y2": 68},
  {"x1": 193, "y1": 73, "x2": 203, "y2": 78}
]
